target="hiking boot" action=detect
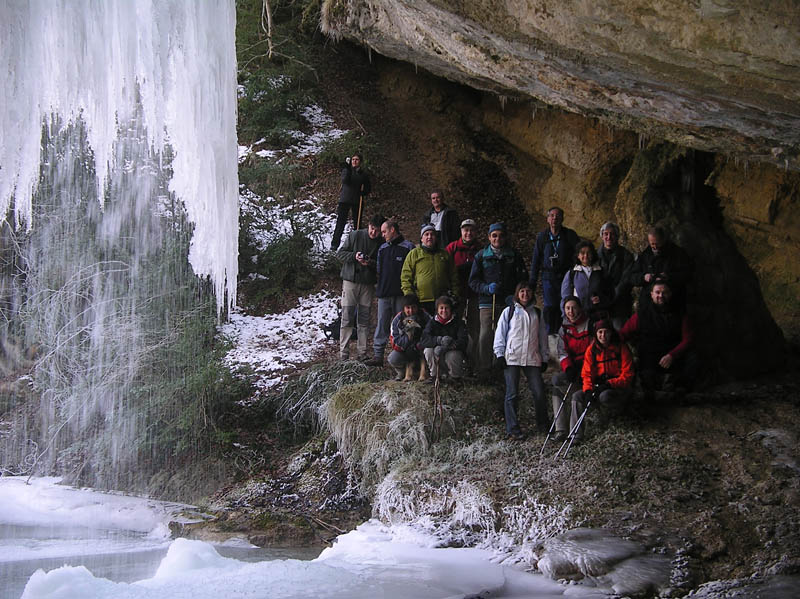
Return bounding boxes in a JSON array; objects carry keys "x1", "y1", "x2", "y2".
[
  {"x1": 552, "y1": 431, "x2": 567, "y2": 442},
  {"x1": 364, "y1": 357, "x2": 384, "y2": 367},
  {"x1": 507, "y1": 428, "x2": 525, "y2": 441}
]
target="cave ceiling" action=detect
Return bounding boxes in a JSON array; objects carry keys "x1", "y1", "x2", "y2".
[{"x1": 321, "y1": 0, "x2": 800, "y2": 170}]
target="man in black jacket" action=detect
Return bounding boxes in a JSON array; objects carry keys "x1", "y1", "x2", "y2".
[
  {"x1": 331, "y1": 153, "x2": 371, "y2": 251},
  {"x1": 421, "y1": 190, "x2": 461, "y2": 249},
  {"x1": 627, "y1": 226, "x2": 692, "y2": 308},
  {"x1": 597, "y1": 222, "x2": 634, "y2": 330}
]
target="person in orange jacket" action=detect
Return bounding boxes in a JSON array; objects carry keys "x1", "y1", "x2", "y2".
[{"x1": 569, "y1": 320, "x2": 634, "y2": 441}]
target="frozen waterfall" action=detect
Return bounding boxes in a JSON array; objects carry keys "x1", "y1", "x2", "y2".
[
  {"x1": 0, "y1": 0, "x2": 239, "y2": 309},
  {"x1": 0, "y1": 1, "x2": 239, "y2": 490}
]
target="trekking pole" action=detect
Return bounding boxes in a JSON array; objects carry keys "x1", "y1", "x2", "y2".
[
  {"x1": 491, "y1": 293, "x2": 497, "y2": 330},
  {"x1": 432, "y1": 355, "x2": 443, "y2": 442},
  {"x1": 356, "y1": 194, "x2": 364, "y2": 230},
  {"x1": 555, "y1": 397, "x2": 591, "y2": 458},
  {"x1": 540, "y1": 382, "x2": 572, "y2": 456}
]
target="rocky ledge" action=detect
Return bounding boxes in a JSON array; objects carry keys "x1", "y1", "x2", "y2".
[{"x1": 321, "y1": 0, "x2": 800, "y2": 170}]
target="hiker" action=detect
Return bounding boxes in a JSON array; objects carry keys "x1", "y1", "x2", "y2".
[
  {"x1": 445, "y1": 219, "x2": 480, "y2": 365},
  {"x1": 421, "y1": 296, "x2": 468, "y2": 383},
  {"x1": 367, "y1": 219, "x2": 415, "y2": 367},
  {"x1": 550, "y1": 297, "x2": 592, "y2": 442},
  {"x1": 331, "y1": 153, "x2": 372, "y2": 251},
  {"x1": 421, "y1": 190, "x2": 461, "y2": 249},
  {"x1": 569, "y1": 320, "x2": 634, "y2": 442},
  {"x1": 529, "y1": 206, "x2": 580, "y2": 335},
  {"x1": 627, "y1": 225, "x2": 692, "y2": 308},
  {"x1": 468, "y1": 222, "x2": 527, "y2": 379},
  {"x1": 620, "y1": 280, "x2": 697, "y2": 393},
  {"x1": 560, "y1": 240, "x2": 613, "y2": 326},
  {"x1": 597, "y1": 222, "x2": 635, "y2": 330},
  {"x1": 336, "y1": 214, "x2": 385, "y2": 361},
  {"x1": 400, "y1": 224, "x2": 459, "y2": 316},
  {"x1": 493, "y1": 282, "x2": 550, "y2": 440},
  {"x1": 387, "y1": 294, "x2": 432, "y2": 381}
]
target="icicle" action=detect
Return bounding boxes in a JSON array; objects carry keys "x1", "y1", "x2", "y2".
[
  {"x1": 499, "y1": 95, "x2": 507, "y2": 111},
  {"x1": 0, "y1": 0, "x2": 239, "y2": 313}
]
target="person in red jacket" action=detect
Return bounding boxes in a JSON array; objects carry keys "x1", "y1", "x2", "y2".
[
  {"x1": 446, "y1": 219, "x2": 480, "y2": 365},
  {"x1": 550, "y1": 297, "x2": 592, "y2": 441},
  {"x1": 569, "y1": 320, "x2": 634, "y2": 441}
]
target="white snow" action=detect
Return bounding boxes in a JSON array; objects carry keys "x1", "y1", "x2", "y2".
[
  {"x1": 0, "y1": 1, "x2": 239, "y2": 312},
  {"x1": 220, "y1": 293, "x2": 339, "y2": 392}
]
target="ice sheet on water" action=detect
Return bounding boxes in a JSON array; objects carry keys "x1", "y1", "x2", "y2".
[{"x1": 21, "y1": 520, "x2": 599, "y2": 599}]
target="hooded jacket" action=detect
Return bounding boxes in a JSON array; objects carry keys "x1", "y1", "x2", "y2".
[
  {"x1": 581, "y1": 339, "x2": 634, "y2": 392},
  {"x1": 493, "y1": 302, "x2": 549, "y2": 367},
  {"x1": 400, "y1": 245, "x2": 459, "y2": 304},
  {"x1": 556, "y1": 316, "x2": 592, "y2": 372}
]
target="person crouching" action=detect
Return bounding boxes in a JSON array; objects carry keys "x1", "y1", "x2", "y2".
[
  {"x1": 569, "y1": 320, "x2": 634, "y2": 442},
  {"x1": 421, "y1": 296, "x2": 468, "y2": 383},
  {"x1": 387, "y1": 294, "x2": 432, "y2": 381},
  {"x1": 493, "y1": 282, "x2": 549, "y2": 440}
]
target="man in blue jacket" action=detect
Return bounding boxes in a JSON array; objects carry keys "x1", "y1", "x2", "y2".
[
  {"x1": 529, "y1": 207, "x2": 580, "y2": 335},
  {"x1": 366, "y1": 219, "x2": 415, "y2": 366}
]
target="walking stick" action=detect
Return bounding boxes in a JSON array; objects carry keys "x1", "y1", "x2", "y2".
[
  {"x1": 432, "y1": 355, "x2": 443, "y2": 442},
  {"x1": 540, "y1": 382, "x2": 572, "y2": 456},
  {"x1": 491, "y1": 293, "x2": 497, "y2": 330},
  {"x1": 355, "y1": 194, "x2": 364, "y2": 230},
  {"x1": 555, "y1": 397, "x2": 592, "y2": 459}
]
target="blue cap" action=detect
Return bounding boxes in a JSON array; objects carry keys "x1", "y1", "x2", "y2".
[{"x1": 488, "y1": 222, "x2": 506, "y2": 234}]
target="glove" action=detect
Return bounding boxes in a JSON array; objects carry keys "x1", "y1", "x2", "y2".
[
  {"x1": 592, "y1": 383, "x2": 611, "y2": 399},
  {"x1": 440, "y1": 336, "x2": 454, "y2": 348},
  {"x1": 495, "y1": 355, "x2": 507, "y2": 369},
  {"x1": 433, "y1": 345, "x2": 445, "y2": 358},
  {"x1": 564, "y1": 365, "x2": 578, "y2": 382},
  {"x1": 487, "y1": 282, "x2": 499, "y2": 295},
  {"x1": 540, "y1": 362, "x2": 548, "y2": 373}
]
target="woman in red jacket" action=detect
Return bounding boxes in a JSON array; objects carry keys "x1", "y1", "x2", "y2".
[{"x1": 569, "y1": 320, "x2": 634, "y2": 441}]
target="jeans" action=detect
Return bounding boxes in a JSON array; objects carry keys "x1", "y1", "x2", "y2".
[
  {"x1": 373, "y1": 296, "x2": 404, "y2": 359},
  {"x1": 503, "y1": 365, "x2": 546, "y2": 434},
  {"x1": 541, "y1": 278, "x2": 564, "y2": 335}
]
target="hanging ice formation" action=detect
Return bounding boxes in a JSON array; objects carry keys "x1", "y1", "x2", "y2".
[
  {"x1": 0, "y1": 1, "x2": 239, "y2": 489},
  {"x1": 0, "y1": 0, "x2": 239, "y2": 310}
]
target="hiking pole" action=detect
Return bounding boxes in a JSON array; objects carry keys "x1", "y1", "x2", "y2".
[
  {"x1": 356, "y1": 194, "x2": 364, "y2": 230},
  {"x1": 540, "y1": 382, "x2": 572, "y2": 456},
  {"x1": 432, "y1": 355, "x2": 443, "y2": 442},
  {"x1": 556, "y1": 397, "x2": 592, "y2": 459},
  {"x1": 491, "y1": 293, "x2": 497, "y2": 330}
]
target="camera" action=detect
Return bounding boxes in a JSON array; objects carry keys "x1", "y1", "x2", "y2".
[{"x1": 356, "y1": 251, "x2": 364, "y2": 261}]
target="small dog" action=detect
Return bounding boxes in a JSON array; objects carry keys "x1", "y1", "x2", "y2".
[{"x1": 400, "y1": 318, "x2": 428, "y2": 382}]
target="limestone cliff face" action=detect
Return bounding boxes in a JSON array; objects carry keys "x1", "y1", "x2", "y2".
[{"x1": 322, "y1": 0, "x2": 800, "y2": 171}]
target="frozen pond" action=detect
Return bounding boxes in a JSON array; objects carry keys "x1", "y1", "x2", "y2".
[{"x1": 0, "y1": 477, "x2": 601, "y2": 599}]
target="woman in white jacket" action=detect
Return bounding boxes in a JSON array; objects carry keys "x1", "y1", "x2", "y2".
[{"x1": 493, "y1": 282, "x2": 550, "y2": 440}]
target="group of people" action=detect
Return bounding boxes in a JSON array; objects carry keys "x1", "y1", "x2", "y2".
[{"x1": 333, "y1": 154, "x2": 697, "y2": 441}]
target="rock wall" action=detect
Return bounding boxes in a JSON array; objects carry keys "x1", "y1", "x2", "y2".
[{"x1": 322, "y1": 0, "x2": 800, "y2": 170}]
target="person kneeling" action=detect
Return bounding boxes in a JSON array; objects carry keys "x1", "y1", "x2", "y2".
[
  {"x1": 387, "y1": 294, "x2": 432, "y2": 381},
  {"x1": 421, "y1": 296, "x2": 467, "y2": 383},
  {"x1": 570, "y1": 320, "x2": 634, "y2": 442},
  {"x1": 493, "y1": 282, "x2": 549, "y2": 440}
]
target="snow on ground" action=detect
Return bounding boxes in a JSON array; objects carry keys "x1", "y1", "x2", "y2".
[
  {"x1": 219, "y1": 292, "x2": 338, "y2": 393},
  {"x1": 238, "y1": 103, "x2": 346, "y2": 164}
]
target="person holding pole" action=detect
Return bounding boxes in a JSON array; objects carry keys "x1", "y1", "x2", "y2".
[
  {"x1": 469, "y1": 222, "x2": 527, "y2": 380},
  {"x1": 331, "y1": 153, "x2": 371, "y2": 251},
  {"x1": 549, "y1": 297, "x2": 592, "y2": 443},
  {"x1": 568, "y1": 320, "x2": 634, "y2": 444}
]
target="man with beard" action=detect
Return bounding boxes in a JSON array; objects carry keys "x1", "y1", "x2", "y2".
[{"x1": 620, "y1": 280, "x2": 697, "y2": 392}]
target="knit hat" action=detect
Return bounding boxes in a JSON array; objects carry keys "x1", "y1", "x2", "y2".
[
  {"x1": 421, "y1": 223, "x2": 436, "y2": 236},
  {"x1": 460, "y1": 219, "x2": 476, "y2": 228},
  {"x1": 593, "y1": 319, "x2": 612, "y2": 332},
  {"x1": 488, "y1": 222, "x2": 505, "y2": 234}
]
